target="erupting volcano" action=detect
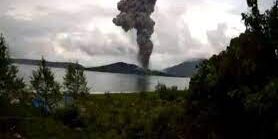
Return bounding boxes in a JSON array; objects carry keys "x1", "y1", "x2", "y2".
[{"x1": 113, "y1": 0, "x2": 157, "y2": 70}]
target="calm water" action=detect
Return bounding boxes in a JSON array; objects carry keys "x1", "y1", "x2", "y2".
[{"x1": 16, "y1": 64, "x2": 190, "y2": 93}]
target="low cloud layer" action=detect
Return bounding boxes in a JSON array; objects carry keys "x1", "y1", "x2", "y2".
[{"x1": 0, "y1": 0, "x2": 275, "y2": 69}]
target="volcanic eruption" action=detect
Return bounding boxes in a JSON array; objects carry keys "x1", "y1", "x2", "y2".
[{"x1": 113, "y1": 0, "x2": 157, "y2": 70}]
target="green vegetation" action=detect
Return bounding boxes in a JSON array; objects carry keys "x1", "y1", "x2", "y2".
[
  {"x1": 64, "y1": 63, "x2": 89, "y2": 98},
  {"x1": 0, "y1": 34, "x2": 28, "y2": 138},
  {"x1": 0, "y1": 0, "x2": 278, "y2": 138},
  {"x1": 30, "y1": 57, "x2": 61, "y2": 112},
  {"x1": 187, "y1": 0, "x2": 278, "y2": 138},
  {"x1": 0, "y1": 33, "x2": 25, "y2": 98},
  {"x1": 1, "y1": 92, "x2": 187, "y2": 138}
]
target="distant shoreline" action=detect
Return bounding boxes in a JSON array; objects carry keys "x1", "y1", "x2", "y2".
[{"x1": 12, "y1": 58, "x2": 189, "y2": 78}]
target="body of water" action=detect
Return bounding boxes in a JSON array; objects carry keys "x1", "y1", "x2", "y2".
[{"x1": 17, "y1": 64, "x2": 190, "y2": 93}]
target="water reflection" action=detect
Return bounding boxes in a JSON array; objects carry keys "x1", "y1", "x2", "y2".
[{"x1": 136, "y1": 76, "x2": 150, "y2": 92}]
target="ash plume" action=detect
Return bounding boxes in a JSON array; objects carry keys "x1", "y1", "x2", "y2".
[{"x1": 113, "y1": 0, "x2": 157, "y2": 70}]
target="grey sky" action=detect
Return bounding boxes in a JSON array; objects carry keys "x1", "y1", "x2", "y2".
[{"x1": 0, "y1": 0, "x2": 275, "y2": 69}]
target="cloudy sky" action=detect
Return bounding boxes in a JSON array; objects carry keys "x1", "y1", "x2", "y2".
[{"x1": 0, "y1": 0, "x2": 275, "y2": 69}]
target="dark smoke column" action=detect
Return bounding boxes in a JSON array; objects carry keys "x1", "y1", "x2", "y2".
[{"x1": 113, "y1": 0, "x2": 157, "y2": 70}]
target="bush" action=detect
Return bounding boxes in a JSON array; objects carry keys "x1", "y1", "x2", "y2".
[
  {"x1": 155, "y1": 83, "x2": 185, "y2": 101},
  {"x1": 55, "y1": 106, "x2": 86, "y2": 129}
]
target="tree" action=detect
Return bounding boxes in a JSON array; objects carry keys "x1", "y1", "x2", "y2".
[
  {"x1": 0, "y1": 33, "x2": 24, "y2": 97},
  {"x1": 63, "y1": 62, "x2": 89, "y2": 98},
  {"x1": 186, "y1": 0, "x2": 278, "y2": 138},
  {"x1": 31, "y1": 57, "x2": 61, "y2": 111}
]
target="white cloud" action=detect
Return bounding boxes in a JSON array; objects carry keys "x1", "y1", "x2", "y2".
[{"x1": 0, "y1": 0, "x2": 274, "y2": 69}]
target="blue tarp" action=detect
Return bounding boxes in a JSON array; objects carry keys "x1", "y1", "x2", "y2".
[{"x1": 32, "y1": 96, "x2": 50, "y2": 113}]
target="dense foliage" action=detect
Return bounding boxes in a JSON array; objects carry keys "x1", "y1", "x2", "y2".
[
  {"x1": 1, "y1": 92, "x2": 188, "y2": 139},
  {"x1": 187, "y1": 0, "x2": 278, "y2": 138}
]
